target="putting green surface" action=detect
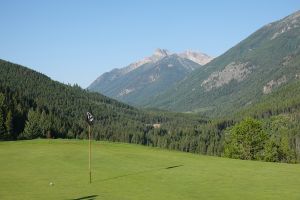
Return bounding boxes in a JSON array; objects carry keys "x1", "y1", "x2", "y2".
[{"x1": 1, "y1": 139, "x2": 300, "y2": 200}]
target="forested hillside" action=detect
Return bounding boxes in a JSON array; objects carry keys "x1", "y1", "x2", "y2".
[
  {"x1": 0, "y1": 59, "x2": 224, "y2": 156},
  {"x1": 0, "y1": 59, "x2": 144, "y2": 139}
]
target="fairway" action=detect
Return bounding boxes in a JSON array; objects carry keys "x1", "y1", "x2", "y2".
[{"x1": 1, "y1": 140, "x2": 300, "y2": 200}]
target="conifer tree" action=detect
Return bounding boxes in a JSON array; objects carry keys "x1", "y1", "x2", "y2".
[
  {"x1": 5, "y1": 110, "x2": 13, "y2": 138},
  {"x1": 23, "y1": 109, "x2": 41, "y2": 139}
]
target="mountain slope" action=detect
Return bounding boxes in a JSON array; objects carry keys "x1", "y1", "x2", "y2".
[
  {"x1": 88, "y1": 49, "x2": 212, "y2": 105},
  {"x1": 145, "y1": 10, "x2": 300, "y2": 116},
  {"x1": 0, "y1": 59, "x2": 147, "y2": 139}
]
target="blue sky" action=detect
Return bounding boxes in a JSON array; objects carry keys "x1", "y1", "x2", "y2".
[{"x1": 0, "y1": 0, "x2": 299, "y2": 88}]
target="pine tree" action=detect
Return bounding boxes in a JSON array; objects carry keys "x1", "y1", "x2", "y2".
[
  {"x1": 39, "y1": 111, "x2": 51, "y2": 138},
  {"x1": 23, "y1": 109, "x2": 41, "y2": 139},
  {"x1": 5, "y1": 110, "x2": 13, "y2": 139}
]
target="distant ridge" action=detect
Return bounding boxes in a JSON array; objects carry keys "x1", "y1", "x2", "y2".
[{"x1": 88, "y1": 49, "x2": 213, "y2": 105}]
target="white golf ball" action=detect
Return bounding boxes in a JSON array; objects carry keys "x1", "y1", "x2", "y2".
[{"x1": 49, "y1": 182, "x2": 54, "y2": 186}]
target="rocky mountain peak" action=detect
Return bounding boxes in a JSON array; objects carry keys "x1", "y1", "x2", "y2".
[
  {"x1": 124, "y1": 49, "x2": 171, "y2": 73},
  {"x1": 89, "y1": 48, "x2": 212, "y2": 87},
  {"x1": 153, "y1": 48, "x2": 171, "y2": 58},
  {"x1": 178, "y1": 50, "x2": 213, "y2": 65}
]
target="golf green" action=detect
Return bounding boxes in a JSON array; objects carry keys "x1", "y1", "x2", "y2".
[{"x1": 0, "y1": 139, "x2": 300, "y2": 199}]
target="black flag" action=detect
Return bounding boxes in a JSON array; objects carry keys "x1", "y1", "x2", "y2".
[{"x1": 86, "y1": 112, "x2": 94, "y2": 125}]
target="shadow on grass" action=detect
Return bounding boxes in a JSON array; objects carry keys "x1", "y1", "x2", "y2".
[
  {"x1": 70, "y1": 194, "x2": 98, "y2": 200},
  {"x1": 97, "y1": 164, "x2": 184, "y2": 182},
  {"x1": 165, "y1": 165, "x2": 183, "y2": 169}
]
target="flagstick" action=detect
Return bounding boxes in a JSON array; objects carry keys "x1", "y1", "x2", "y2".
[{"x1": 89, "y1": 124, "x2": 92, "y2": 184}]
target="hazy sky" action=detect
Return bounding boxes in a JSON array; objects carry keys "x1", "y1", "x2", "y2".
[{"x1": 0, "y1": 0, "x2": 299, "y2": 88}]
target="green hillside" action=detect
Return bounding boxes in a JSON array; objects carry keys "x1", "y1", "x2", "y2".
[
  {"x1": 0, "y1": 59, "x2": 145, "y2": 140},
  {"x1": 0, "y1": 59, "x2": 225, "y2": 157},
  {"x1": 145, "y1": 11, "x2": 300, "y2": 116},
  {"x1": 235, "y1": 80, "x2": 300, "y2": 119},
  {"x1": 1, "y1": 139, "x2": 300, "y2": 200}
]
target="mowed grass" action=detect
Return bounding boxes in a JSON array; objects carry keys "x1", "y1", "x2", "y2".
[{"x1": 1, "y1": 139, "x2": 300, "y2": 200}]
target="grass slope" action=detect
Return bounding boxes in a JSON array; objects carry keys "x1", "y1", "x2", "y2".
[{"x1": 1, "y1": 139, "x2": 300, "y2": 200}]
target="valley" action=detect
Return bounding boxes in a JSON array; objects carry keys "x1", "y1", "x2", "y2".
[{"x1": 1, "y1": 3, "x2": 300, "y2": 200}]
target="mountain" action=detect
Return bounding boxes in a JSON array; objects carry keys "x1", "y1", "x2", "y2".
[
  {"x1": 88, "y1": 49, "x2": 213, "y2": 105},
  {"x1": 145, "y1": 10, "x2": 300, "y2": 116}
]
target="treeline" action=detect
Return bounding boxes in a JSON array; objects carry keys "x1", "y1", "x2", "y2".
[
  {"x1": 225, "y1": 116, "x2": 300, "y2": 163},
  {"x1": 0, "y1": 84, "x2": 226, "y2": 157}
]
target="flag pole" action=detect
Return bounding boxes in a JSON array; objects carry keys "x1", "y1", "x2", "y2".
[
  {"x1": 86, "y1": 111, "x2": 94, "y2": 184},
  {"x1": 89, "y1": 124, "x2": 92, "y2": 184}
]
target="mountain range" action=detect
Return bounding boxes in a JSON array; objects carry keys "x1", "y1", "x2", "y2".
[
  {"x1": 88, "y1": 49, "x2": 213, "y2": 105},
  {"x1": 89, "y1": 10, "x2": 300, "y2": 117},
  {"x1": 142, "y1": 10, "x2": 300, "y2": 116}
]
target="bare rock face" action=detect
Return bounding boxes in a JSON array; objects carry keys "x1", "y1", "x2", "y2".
[
  {"x1": 178, "y1": 50, "x2": 213, "y2": 66},
  {"x1": 282, "y1": 56, "x2": 293, "y2": 66},
  {"x1": 263, "y1": 76, "x2": 287, "y2": 94},
  {"x1": 149, "y1": 73, "x2": 160, "y2": 83},
  {"x1": 153, "y1": 48, "x2": 170, "y2": 57},
  {"x1": 118, "y1": 88, "x2": 135, "y2": 97},
  {"x1": 201, "y1": 62, "x2": 251, "y2": 91}
]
